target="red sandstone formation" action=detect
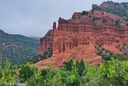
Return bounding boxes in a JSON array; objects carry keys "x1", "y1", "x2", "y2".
[
  {"x1": 38, "y1": 30, "x2": 53, "y2": 55},
  {"x1": 37, "y1": 4, "x2": 128, "y2": 69}
]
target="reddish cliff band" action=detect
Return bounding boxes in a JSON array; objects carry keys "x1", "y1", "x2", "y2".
[{"x1": 37, "y1": 2, "x2": 128, "y2": 68}]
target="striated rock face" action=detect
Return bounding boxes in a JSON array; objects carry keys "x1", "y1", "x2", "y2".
[
  {"x1": 37, "y1": 4, "x2": 128, "y2": 68},
  {"x1": 53, "y1": 10, "x2": 128, "y2": 54},
  {"x1": 38, "y1": 30, "x2": 53, "y2": 54}
]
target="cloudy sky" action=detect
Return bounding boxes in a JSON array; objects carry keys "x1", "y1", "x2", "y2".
[{"x1": 0, "y1": 0, "x2": 128, "y2": 37}]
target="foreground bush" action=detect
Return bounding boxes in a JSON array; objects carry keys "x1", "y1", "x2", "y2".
[
  {"x1": 1, "y1": 58, "x2": 128, "y2": 86},
  {"x1": 0, "y1": 61, "x2": 17, "y2": 86}
]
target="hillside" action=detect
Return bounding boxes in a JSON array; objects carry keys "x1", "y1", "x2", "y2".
[
  {"x1": 92, "y1": 1, "x2": 128, "y2": 21},
  {"x1": 37, "y1": 1, "x2": 128, "y2": 68},
  {"x1": 1, "y1": 1, "x2": 128, "y2": 86},
  {"x1": 0, "y1": 29, "x2": 39, "y2": 65}
]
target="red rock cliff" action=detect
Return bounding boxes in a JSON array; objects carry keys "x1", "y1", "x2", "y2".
[
  {"x1": 38, "y1": 30, "x2": 53, "y2": 54},
  {"x1": 37, "y1": 9, "x2": 128, "y2": 69}
]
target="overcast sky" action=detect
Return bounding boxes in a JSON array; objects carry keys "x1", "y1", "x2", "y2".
[{"x1": 0, "y1": 0, "x2": 128, "y2": 37}]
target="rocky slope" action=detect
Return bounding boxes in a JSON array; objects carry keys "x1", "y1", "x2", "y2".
[
  {"x1": 0, "y1": 29, "x2": 39, "y2": 65},
  {"x1": 93, "y1": 1, "x2": 128, "y2": 21},
  {"x1": 37, "y1": 1, "x2": 128, "y2": 69}
]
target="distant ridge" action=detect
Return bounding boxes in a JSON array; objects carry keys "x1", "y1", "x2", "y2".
[
  {"x1": 0, "y1": 29, "x2": 39, "y2": 65},
  {"x1": 0, "y1": 29, "x2": 5, "y2": 34}
]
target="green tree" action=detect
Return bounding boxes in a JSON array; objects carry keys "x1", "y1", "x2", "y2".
[
  {"x1": 82, "y1": 11, "x2": 89, "y2": 15},
  {"x1": 19, "y1": 63, "x2": 35, "y2": 82},
  {"x1": 63, "y1": 60, "x2": 73, "y2": 71},
  {"x1": 100, "y1": 59, "x2": 128, "y2": 86},
  {"x1": 80, "y1": 63, "x2": 101, "y2": 86},
  {"x1": 27, "y1": 67, "x2": 42, "y2": 86},
  {"x1": 0, "y1": 61, "x2": 17, "y2": 86},
  {"x1": 76, "y1": 60, "x2": 85, "y2": 76}
]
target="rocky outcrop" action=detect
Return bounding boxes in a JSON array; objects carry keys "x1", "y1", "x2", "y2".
[
  {"x1": 37, "y1": 2, "x2": 128, "y2": 68},
  {"x1": 38, "y1": 30, "x2": 53, "y2": 54},
  {"x1": 53, "y1": 10, "x2": 128, "y2": 55}
]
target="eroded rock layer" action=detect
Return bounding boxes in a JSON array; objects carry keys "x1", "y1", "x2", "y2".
[
  {"x1": 37, "y1": 5, "x2": 128, "y2": 68},
  {"x1": 38, "y1": 30, "x2": 53, "y2": 55},
  {"x1": 53, "y1": 11, "x2": 127, "y2": 53}
]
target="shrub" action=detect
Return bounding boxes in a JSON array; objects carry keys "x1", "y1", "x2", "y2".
[
  {"x1": 82, "y1": 10, "x2": 89, "y2": 15},
  {"x1": 0, "y1": 61, "x2": 17, "y2": 86}
]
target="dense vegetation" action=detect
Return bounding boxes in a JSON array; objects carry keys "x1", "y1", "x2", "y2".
[
  {"x1": 0, "y1": 29, "x2": 39, "y2": 65},
  {"x1": 30, "y1": 48, "x2": 53, "y2": 63},
  {"x1": 1, "y1": 56, "x2": 128, "y2": 86}
]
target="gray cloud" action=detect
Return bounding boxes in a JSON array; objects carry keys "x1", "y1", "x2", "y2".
[{"x1": 0, "y1": 0, "x2": 127, "y2": 37}]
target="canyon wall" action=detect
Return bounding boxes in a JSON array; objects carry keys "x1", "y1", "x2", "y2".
[
  {"x1": 38, "y1": 30, "x2": 53, "y2": 54},
  {"x1": 37, "y1": 2, "x2": 128, "y2": 68},
  {"x1": 53, "y1": 10, "x2": 128, "y2": 55}
]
